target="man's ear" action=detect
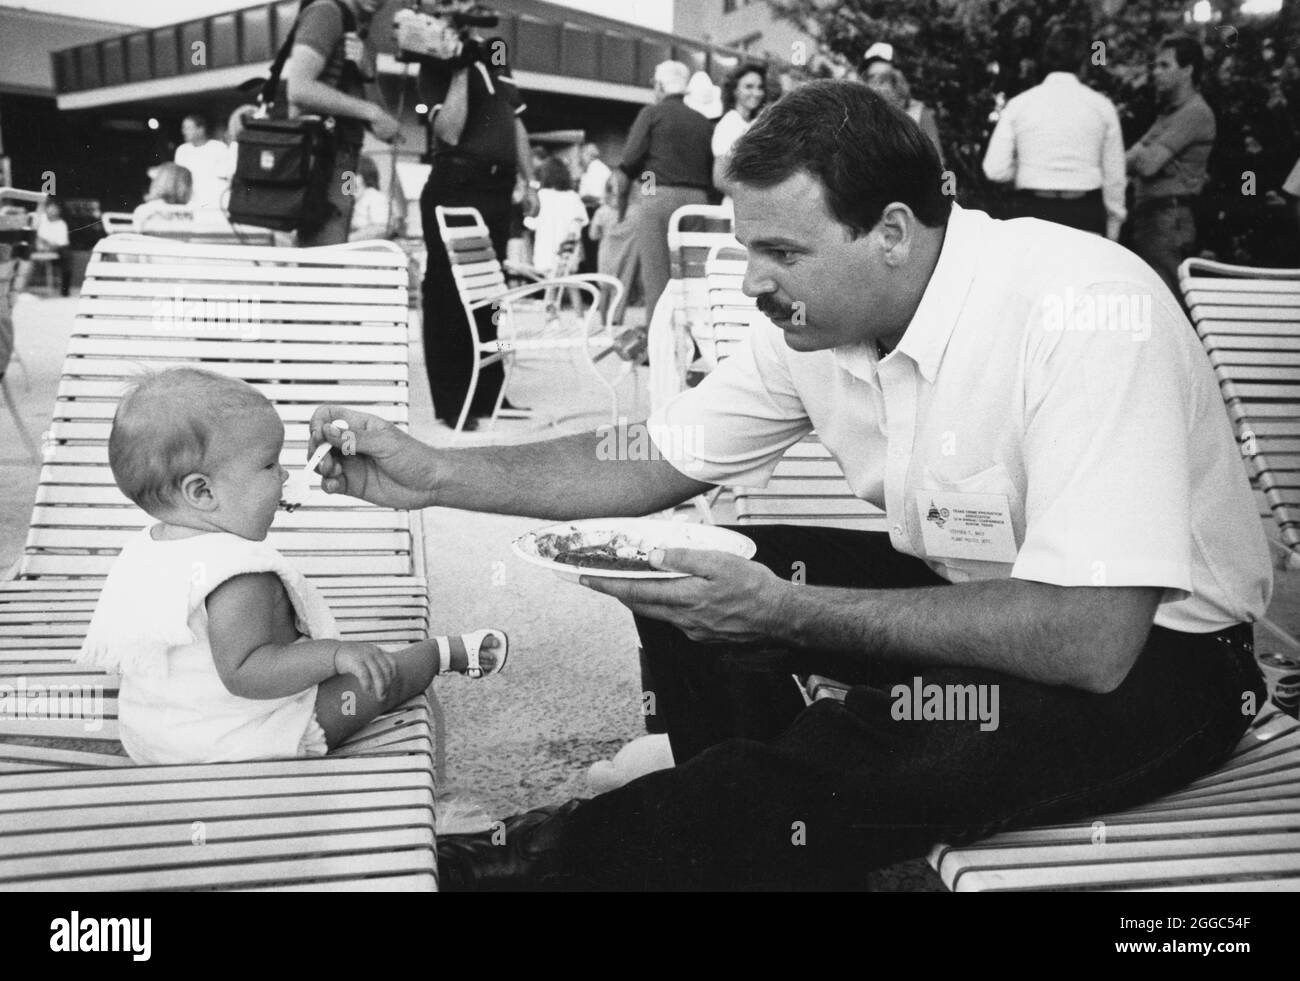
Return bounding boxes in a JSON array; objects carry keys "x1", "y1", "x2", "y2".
[
  {"x1": 876, "y1": 202, "x2": 916, "y2": 267},
  {"x1": 179, "y1": 472, "x2": 217, "y2": 511}
]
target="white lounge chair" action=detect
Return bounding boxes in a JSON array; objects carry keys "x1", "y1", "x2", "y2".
[{"x1": 0, "y1": 237, "x2": 442, "y2": 890}]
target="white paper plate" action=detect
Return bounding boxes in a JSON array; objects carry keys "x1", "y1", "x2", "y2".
[{"x1": 512, "y1": 518, "x2": 757, "y2": 581}]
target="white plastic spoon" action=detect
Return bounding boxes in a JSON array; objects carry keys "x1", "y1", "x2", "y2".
[{"x1": 281, "y1": 419, "x2": 349, "y2": 512}]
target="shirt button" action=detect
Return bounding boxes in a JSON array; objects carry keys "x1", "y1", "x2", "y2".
[{"x1": 891, "y1": 524, "x2": 904, "y2": 537}]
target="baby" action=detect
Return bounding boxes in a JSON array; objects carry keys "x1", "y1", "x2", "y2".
[{"x1": 79, "y1": 368, "x2": 505, "y2": 765}]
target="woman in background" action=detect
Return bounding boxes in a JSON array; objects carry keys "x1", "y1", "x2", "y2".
[
  {"x1": 348, "y1": 155, "x2": 398, "y2": 241},
  {"x1": 712, "y1": 63, "x2": 769, "y2": 199}
]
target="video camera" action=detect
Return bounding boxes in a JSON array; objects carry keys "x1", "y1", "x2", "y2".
[{"x1": 393, "y1": 1, "x2": 500, "y2": 64}]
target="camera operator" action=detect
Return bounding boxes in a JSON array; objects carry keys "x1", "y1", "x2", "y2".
[
  {"x1": 282, "y1": 0, "x2": 401, "y2": 246},
  {"x1": 414, "y1": 11, "x2": 537, "y2": 430}
]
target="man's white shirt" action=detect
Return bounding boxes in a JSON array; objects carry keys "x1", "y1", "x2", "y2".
[
  {"x1": 174, "y1": 139, "x2": 234, "y2": 211},
  {"x1": 982, "y1": 73, "x2": 1127, "y2": 231},
  {"x1": 648, "y1": 206, "x2": 1272, "y2": 633},
  {"x1": 579, "y1": 158, "x2": 612, "y2": 201}
]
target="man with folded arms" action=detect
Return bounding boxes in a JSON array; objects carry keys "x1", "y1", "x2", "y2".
[
  {"x1": 983, "y1": 27, "x2": 1126, "y2": 239},
  {"x1": 310, "y1": 81, "x2": 1270, "y2": 891},
  {"x1": 1126, "y1": 35, "x2": 1217, "y2": 296}
]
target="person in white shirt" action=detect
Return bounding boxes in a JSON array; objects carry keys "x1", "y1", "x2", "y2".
[
  {"x1": 577, "y1": 142, "x2": 612, "y2": 207},
  {"x1": 12, "y1": 200, "x2": 73, "y2": 297},
  {"x1": 309, "y1": 80, "x2": 1271, "y2": 891},
  {"x1": 174, "y1": 113, "x2": 234, "y2": 212},
  {"x1": 577, "y1": 142, "x2": 612, "y2": 274},
  {"x1": 523, "y1": 157, "x2": 588, "y2": 276},
  {"x1": 712, "y1": 62, "x2": 768, "y2": 199},
  {"x1": 982, "y1": 27, "x2": 1126, "y2": 238},
  {"x1": 348, "y1": 155, "x2": 396, "y2": 240}
]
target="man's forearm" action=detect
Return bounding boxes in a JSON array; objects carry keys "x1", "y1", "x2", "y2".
[
  {"x1": 428, "y1": 429, "x2": 710, "y2": 519},
  {"x1": 515, "y1": 119, "x2": 533, "y2": 182},
  {"x1": 432, "y1": 69, "x2": 469, "y2": 145},
  {"x1": 288, "y1": 77, "x2": 378, "y2": 124},
  {"x1": 766, "y1": 577, "x2": 1158, "y2": 693}
]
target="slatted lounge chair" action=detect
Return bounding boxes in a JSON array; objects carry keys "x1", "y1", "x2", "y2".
[
  {"x1": 927, "y1": 706, "x2": 1299, "y2": 891},
  {"x1": 920, "y1": 259, "x2": 1300, "y2": 891},
  {"x1": 101, "y1": 210, "x2": 277, "y2": 246},
  {"x1": 657, "y1": 205, "x2": 738, "y2": 400},
  {"x1": 0, "y1": 237, "x2": 442, "y2": 890},
  {"x1": 1179, "y1": 257, "x2": 1300, "y2": 571},
  {"x1": 434, "y1": 205, "x2": 631, "y2": 435}
]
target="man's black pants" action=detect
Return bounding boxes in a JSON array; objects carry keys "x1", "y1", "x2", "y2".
[
  {"x1": 551, "y1": 525, "x2": 1263, "y2": 890},
  {"x1": 420, "y1": 174, "x2": 514, "y2": 424},
  {"x1": 1011, "y1": 189, "x2": 1107, "y2": 236}
]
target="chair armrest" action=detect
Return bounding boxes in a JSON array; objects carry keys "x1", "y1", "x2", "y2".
[{"x1": 469, "y1": 275, "x2": 616, "y2": 312}]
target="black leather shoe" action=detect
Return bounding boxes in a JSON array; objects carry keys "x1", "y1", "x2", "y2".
[{"x1": 437, "y1": 800, "x2": 582, "y2": 891}]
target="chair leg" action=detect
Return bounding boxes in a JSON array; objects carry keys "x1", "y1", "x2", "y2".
[
  {"x1": 483, "y1": 352, "x2": 512, "y2": 432},
  {"x1": 453, "y1": 356, "x2": 480, "y2": 438},
  {"x1": 427, "y1": 686, "x2": 448, "y2": 787},
  {"x1": 1, "y1": 378, "x2": 40, "y2": 463}
]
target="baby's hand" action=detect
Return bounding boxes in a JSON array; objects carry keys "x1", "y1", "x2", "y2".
[{"x1": 333, "y1": 643, "x2": 397, "y2": 698}]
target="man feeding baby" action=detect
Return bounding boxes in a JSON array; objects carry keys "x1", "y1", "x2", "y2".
[{"x1": 78, "y1": 368, "x2": 506, "y2": 764}]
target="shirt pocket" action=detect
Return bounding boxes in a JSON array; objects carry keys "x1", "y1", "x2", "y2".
[{"x1": 918, "y1": 462, "x2": 1022, "y2": 583}]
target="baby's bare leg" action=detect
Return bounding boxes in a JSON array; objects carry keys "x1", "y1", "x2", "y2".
[{"x1": 314, "y1": 640, "x2": 440, "y2": 748}]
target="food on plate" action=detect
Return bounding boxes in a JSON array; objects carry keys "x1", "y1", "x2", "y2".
[{"x1": 533, "y1": 528, "x2": 655, "y2": 572}]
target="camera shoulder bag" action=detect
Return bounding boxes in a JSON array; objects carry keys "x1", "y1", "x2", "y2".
[{"x1": 227, "y1": 0, "x2": 357, "y2": 234}]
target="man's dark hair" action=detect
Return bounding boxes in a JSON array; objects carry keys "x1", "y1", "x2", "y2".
[
  {"x1": 537, "y1": 156, "x2": 573, "y2": 191},
  {"x1": 1159, "y1": 34, "x2": 1205, "y2": 87},
  {"x1": 1042, "y1": 26, "x2": 1085, "y2": 76},
  {"x1": 182, "y1": 113, "x2": 209, "y2": 134},
  {"x1": 727, "y1": 79, "x2": 951, "y2": 233}
]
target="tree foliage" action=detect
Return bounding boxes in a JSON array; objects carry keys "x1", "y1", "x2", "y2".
[{"x1": 767, "y1": 0, "x2": 1300, "y2": 264}]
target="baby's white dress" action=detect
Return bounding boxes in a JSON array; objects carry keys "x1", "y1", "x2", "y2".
[{"x1": 78, "y1": 529, "x2": 336, "y2": 764}]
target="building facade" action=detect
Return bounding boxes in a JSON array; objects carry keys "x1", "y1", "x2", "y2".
[
  {"x1": 673, "y1": 0, "x2": 816, "y2": 63},
  {"x1": 45, "y1": 0, "x2": 756, "y2": 214}
]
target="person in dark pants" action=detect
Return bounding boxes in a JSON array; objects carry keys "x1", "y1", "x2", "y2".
[
  {"x1": 619, "y1": 60, "x2": 714, "y2": 319},
  {"x1": 1126, "y1": 36, "x2": 1216, "y2": 297},
  {"x1": 309, "y1": 81, "x2": 1272, "y2": 891},
  {"x1": 981, "y1": 27, "x2": 1126, "y2": 238},
  {"x1": 417, "y1": 27, "x2": 538, "y2": 432},
  {"x1": 282, "y1": 0, "x2": 400, "y2": 247}
]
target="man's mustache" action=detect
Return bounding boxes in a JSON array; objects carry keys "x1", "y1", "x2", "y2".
[{"x1": 756, "y1": 295, "x2": 795, "y2": 320}]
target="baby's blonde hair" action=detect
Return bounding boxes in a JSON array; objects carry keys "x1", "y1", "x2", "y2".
[{"x1": 108, "y1": 368, "x2": 273, "y2": 516}]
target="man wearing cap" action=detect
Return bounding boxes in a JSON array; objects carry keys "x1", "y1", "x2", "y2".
[
  {"x1": 982, "y1": 28, "x2": 1126, "y2": 238},
  {"x1": 619, "y1": 60, "x2": 715, "y2": 317},
  {"x1": 310, "y1": 80, "x2": 1271, "y2": 890},
  {"x1": 860, "y1": 43, "x2": 943, "y2": 163},
  {"x1": 1127, "y1": 35, "x2": 1217, "y2": 296}
]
